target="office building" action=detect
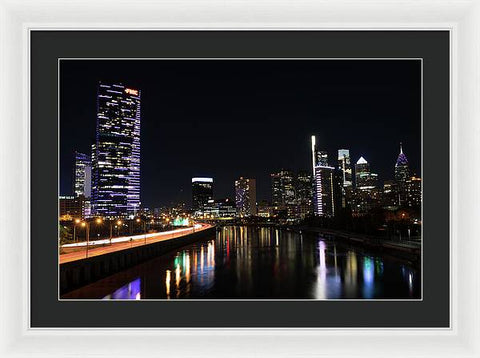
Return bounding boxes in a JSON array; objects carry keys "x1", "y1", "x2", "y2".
[
  {"x1": 394, "y1": 143, "x2": 410, "y2": 206},
  {"x1": 314, "y1": 165, "x2": 337, "y2": 217},
  {"x1": 382, "y1": 180, "x2": 400, "y2": 210},
  {"x1": 355, "y1": 157, "x2": 378, "y2": 190},
  {"x1": 311, "y1": 135, "x2": 329, "y2": 176},
  {"x1": 271, "y1": 169, "x2": 296, "y2": 206},
  {"x1": 73, "y1": 151, "x2": 91, "y2": 198},
  {"x1": 406, "y1": 176, "x2": 422, "y2": 207},
  {"x1": 192, "y1": 177, "x2": 214, "y2": 214},
  {"x1": 59, "y1": 195, "x2": 86, "y2": 221},
  {"x1": 354, "y1": 156, "x2": 380, "y2": 214},
  {"x1": 295, "y1": 170, "x2": 313, "y2": 217},
  {"x1": 296, "y1": 170, "x2": 313, "y2": 205},
  {"x1": 91, "y1": 82, "x2": 141, "y2": 218},
  {"x1": 338, "y1": 149, "x2": 352, "y2": 188},
  {"x1": 204, "y1": 198, "x2": 237, "y2": 218},
  {"x1": 235, "y1": 177, "x2": 257, "y2": 216},
  {"x1": 338, "y1": 149, "x2": 353, "y2": 208}
]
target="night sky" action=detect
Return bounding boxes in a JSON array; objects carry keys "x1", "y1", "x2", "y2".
[{"x1": 60, "y1": 60, "x2": 421, "y2": 208}]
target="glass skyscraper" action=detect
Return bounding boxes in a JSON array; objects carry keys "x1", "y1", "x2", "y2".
[
  {"x1": 192, "y1": 177, "x2": 214, "y2": 214},
  {"x1": 235, "y1": 177, "x2": 257, "y2": 217},
  {"x1": 337, "y1": 149, "x2": 352, "y2": 188},
  {"x1": 314, "y1": 165, "x2": 337, "y2": 217},
  {"x1": 271, "y1": 169, "x2": 296, "y2": 206},
  {"x1": 91, "y1": 82, "x2": 141, "y2": 218},
  {"x1": 73, "y1": 151, "x2": 91, "y2": 198},
  {"x1": 354, "y1": 156, "x2": 380, "y2": 214},
  {"x1": 394, "y1": 143, "x2": 410, "y2": 205},
  {"x1": 311, "y1": 135, "x2": 328, "y2": 174}
]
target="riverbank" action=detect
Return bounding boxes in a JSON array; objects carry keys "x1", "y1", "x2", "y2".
[{"x1": 293, "y1": 226, "x2": 421, "y2": 267}]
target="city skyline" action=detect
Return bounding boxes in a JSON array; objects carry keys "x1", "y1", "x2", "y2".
[{"x1": 60, "y1": 60, "x2": 421, "y2": 207}]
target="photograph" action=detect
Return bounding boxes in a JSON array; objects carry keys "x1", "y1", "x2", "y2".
[{"x1": 58, "y1": 59, "x2": 422, "y2": 300}]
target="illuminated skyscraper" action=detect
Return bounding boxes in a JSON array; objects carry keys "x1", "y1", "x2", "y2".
[
  {"x1": 235, "y1": 177, "x2": 257, "y2": 217},
  {"x1": 355, "y1": 157, "x2": 376, "y2": 189},
  {"x1": 271, "y1": 169, "x2": 296, "y2": 206},
  {"x1": 314, "y1": 165, "x2": 337, "y2": 217},
  {"x1": 192, "y1": 177, "x2": 214, "y2": 213},
  {"x1": 311, "y1": 136, "x2": 317, "y2": 177},
  {"x1": 296, "y1": 171, "x2": 313, "y2": 205},
  {"x1": 294, "y1": 170, "x2": 314, "y2": 218},
  {"x1": 406, "y1": 176, "x2": 422, "y2": 207},
  {"x1": 91, "y1": 82, "x2": 141, "y2": 218},
  {"x1": 337, "y1": 149, "x2": 353, "y2": 208},
  {"x1": 73, "y1": 151, "x2": 91, "y2": 198},
  {"x1": 354, "y1": 156, "x2": 380, "y2": 214},
  {"x1": 337, "y1": 149, "x2": 352, "y2": 188},
  {"x1": 312, "y1": 135, "x2": 333, "y2": 215},
  {"x1": 382, "y1": 180, "x2": 399, "y2": 209},
  {"x1": 394, "y1": 143, "x2": 410, "y2": 205},
  {"x1": 311, "y1": 135, "x2": 328, "y2": 175}
]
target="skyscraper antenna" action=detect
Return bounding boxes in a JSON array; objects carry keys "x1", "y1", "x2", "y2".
[{"x1": 400, "y1": 142, "x2": 403, "y2": 154}]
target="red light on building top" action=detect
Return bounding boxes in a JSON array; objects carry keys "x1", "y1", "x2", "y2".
[{"x1": 125, "y1": 88, "x2": 139, "y2": 96}]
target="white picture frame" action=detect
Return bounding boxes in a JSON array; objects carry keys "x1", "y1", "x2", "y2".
[{"x1": 0, "y1": 0, "x2": 478, "y2": 357}]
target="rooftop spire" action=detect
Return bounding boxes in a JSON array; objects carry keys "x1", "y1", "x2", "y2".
[
  {"x1": 395, "y1": 142, "x2": 408, "y2": 167},
  {"x1": 356, "y1": 156, "x2": 368, "y2": 165}
]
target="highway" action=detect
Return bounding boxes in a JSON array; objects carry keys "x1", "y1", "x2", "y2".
[{"x1": 59, "y1": 223, "x2": 211, "y2": 264}]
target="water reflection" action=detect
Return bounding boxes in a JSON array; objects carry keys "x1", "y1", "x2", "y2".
[
  {"x1": 67, "y1": 226, "x2": 420, "y2": 300},
  {"x1": 362, "y1": 257, "x2": 375, "y2": 298},
  {"x1": 103, "y1": 277, "x2": 141, "y2": 300}
]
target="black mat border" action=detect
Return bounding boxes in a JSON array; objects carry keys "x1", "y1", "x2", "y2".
[{"x1": 31, "y1": 31, "x2": 449, "y2": 327}]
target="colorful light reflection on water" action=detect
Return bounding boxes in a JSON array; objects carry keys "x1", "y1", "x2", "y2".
[
  {"x1": 66, "y1": 226, "x2": 420, "y2": 300},
  {"x1": 103, "y1": 277, "x2": 141, "y2": 300}
]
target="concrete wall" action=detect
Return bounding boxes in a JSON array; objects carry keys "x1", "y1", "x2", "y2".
[{"x1": 60, "y1": 227, "x2": 215, "y2": 295}]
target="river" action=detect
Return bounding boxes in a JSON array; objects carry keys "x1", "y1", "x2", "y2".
[{"x1": 62, "y1": 226, "x2": 421, "y2": 300}]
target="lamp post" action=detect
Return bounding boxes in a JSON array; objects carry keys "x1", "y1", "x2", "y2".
[
  {"x1": 136, "y1": 218, "x2": 147, "y2": 245},
  {"x1": 110, "y1": 219, "x2": 122, "y2": 245},
  {"x1": 81, "y1": 221, "x2": 88, "y2": 257},
  {"x1": 73, "y1": 218, "x2": 81, "y2": 242},
  {"x1": 82, "y1": 218, "x2": 103, "y2": 259}
]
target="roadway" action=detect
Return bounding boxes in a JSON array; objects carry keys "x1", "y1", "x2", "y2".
[{"x1": 59, "y1": 223, "x2": 212, "y2": 264}]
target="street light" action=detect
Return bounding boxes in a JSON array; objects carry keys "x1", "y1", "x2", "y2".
[
  {"x1": 73, "y1": 218, "x2": 81, "y2": 242},
  {"x1": 116, "y1": 220, "x2": 123, "y2": 238},
  {"x1": 82, "y1": 219, "x2": 103, "y2": 259},
  {"x1": 136, "y1": 218, "x2": 147, "y2": 245}
]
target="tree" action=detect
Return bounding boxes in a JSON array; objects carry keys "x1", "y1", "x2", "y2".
[{"x1": 59, "y1": 224, "x2": 72, "y2": 245}]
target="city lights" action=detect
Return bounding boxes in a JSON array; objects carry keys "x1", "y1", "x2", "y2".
[{"x1": 59, "y1": 61, "x2": 422, "y2": 301}]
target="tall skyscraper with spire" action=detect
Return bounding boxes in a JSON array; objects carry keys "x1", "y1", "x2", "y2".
[
  {"x1": 394, "y1": 142, "x2": 410, "y2": 206},
  {"x1": 354, "y1": 156, "x2": 379, "y2": 214},
  {"x1": 91, "y1": 82, "x2": 141, "y2": 218}
]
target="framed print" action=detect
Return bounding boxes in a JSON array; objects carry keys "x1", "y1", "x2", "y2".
[
  {"x1": 1, "y1": 0, "x2": 479, "y2": 357},
  {"x1": 31, "y1": 30, "x2": 448, "y2": 327}
]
